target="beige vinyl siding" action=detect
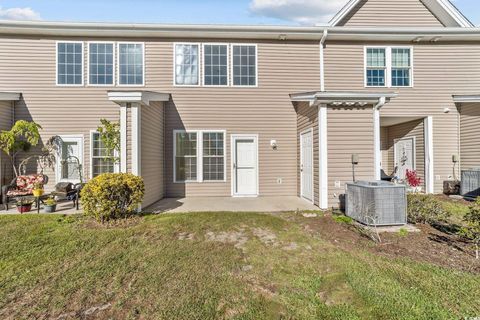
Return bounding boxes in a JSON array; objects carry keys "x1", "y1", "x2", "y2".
[
  {"x1": 141, "y1": 102, "x2": 165, "y2": 207},
  {"x1": 296, "y1": 102, "x2": 319, "y2": 206},
  {"x1": 460, "y1": 103, "x2": 480, "y2": 169},
  {"x1": 380, "y1": 126, "x2": 389, "y2": 174},
  {"x1": 327, "y1": 107, "x2": 374, "y2": 207},
  {"x1": 325, "y1": 41, "x2": 480, "y2": 193},
  {"x1": 0, "y1": 38, "x2": 119, "y2": 190},
  {"x1": 0, "y1": 37, "x2": 320, "y2": 198},
  {"x1": 338, "y1": 0, "x2": 444, "y2": 27},
  {"x1": 164, "y1": 41, "x2": 320, "y2": 197},
  {"x1": 383, "y1": 119, "x2": 425, "y2": 187},
  {"x1": 0, "y1": 101, "x2": 13, "y2": 186}
]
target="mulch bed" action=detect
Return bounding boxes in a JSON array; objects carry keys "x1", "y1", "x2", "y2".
[{"x1": 300, "y1": 213, "x2": 480, "y2": 274}]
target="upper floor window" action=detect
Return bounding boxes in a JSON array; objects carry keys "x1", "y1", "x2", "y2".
[
  {"x1": 174, "y1": 43, "x2": 199, "y2": 86},
  {"x1": 365, "y1": 47, "x2": 412, "y2": 88},
  {"x1": 391, "y1": 48, "x2": 411, "y2": 87},
  {"x1": 118, "y1": 43, "x2": 144, "y2": 86},
  {"x1": 57, "y1": 42, "x2": 83, "y2": 85},
  {"x1": 88, "y1": 42, "x2": 114, "y2": 86},
  {"x1": 203, "y1": 44, "x2": 228, "y2": 86},
  {"x1": 232, "y1": 44, "x2": 257, "y2": 87}
]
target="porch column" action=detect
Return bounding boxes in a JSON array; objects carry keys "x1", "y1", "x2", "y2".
[
  {"x1": 119, "y1": 103, "x2": 128, "y2": 173},
  {"x1": 424, "y1": 116, "x2": 434, "y2": 193},
  {"x1": 131, "y1": 103, "x2": 141, "y2": 176},
  {"x1": 318, "y1": 104, "x2": 328, "y2": 209},
  {"x1": 373, "y1": 107, "x2": 381, "y2": 180}
]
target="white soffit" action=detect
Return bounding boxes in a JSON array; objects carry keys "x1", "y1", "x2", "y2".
[
  {"x1": 0, "y1": 92, "x2": 21, "y2": 101},
  {"x1": 290, "y1": 91, "x2": 397, "y2": 106},
  {"x1": 452, "y1": 95, "x2": 480, "y2": 103},
  {"x1": 108, "y1": 91, "x2": 170, "y2": 106},
  {"x1": 329, "y1": 0, "x2": 474, "y2": 28}
]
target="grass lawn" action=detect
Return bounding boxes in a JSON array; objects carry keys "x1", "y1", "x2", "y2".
[{"x1": 1, "y1": 212, "x2": 479, "y2": 319}]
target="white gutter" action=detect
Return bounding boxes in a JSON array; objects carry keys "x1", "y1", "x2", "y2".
[{"x1": 319, "y1": 29, "x2": 328, "y2": 92}]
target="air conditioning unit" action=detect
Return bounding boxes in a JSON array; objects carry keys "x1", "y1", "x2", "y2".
[
  {"x1": 461, "y1": 168, "x2": 480, "y2": 199},
  {"x1": 346, "y1": 181, "x2": 407, "y2": 226}
]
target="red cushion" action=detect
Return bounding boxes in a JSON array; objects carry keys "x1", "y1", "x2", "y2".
[
  {"x1": 7, "y1": 189, "x2": 33, "y2": 197},
  {"x1": 16, "y1": 174, "x2": 44, "y2": 191}
]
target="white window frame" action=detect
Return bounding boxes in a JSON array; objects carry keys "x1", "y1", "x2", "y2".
[
  {"x1": 117, "y1": 42, "x2": 145, "y2": 87},
  {"x1": 56, "y1": 41, "x2": 84, "y2": 87},
  {"x1": 89, "y1": 130, "x2": 120, "y2": 179},
  {"x1": 173, "y1": 129, "x2": 227, "y2": 183},
  {"x1": 364, "y1": 46, "x2": 414, "y2": 88},
  {"x1": 55, "y1": 135, "x2": 84, "y2": 184},
  {"x1": 231, "y1": 43, "x2": 258, "y2": 88},
  {"x1": 173, "y1": 42, "x2": 201, "y2": 87},
  {"x1": 202, "y1": 43, "x2": 230, "y2": 87},
  {"x1": 87, "y1": 41, "x2": 116, "y2": 87}
]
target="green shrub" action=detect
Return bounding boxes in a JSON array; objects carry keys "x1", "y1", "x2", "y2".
[
  {"x1": 460, "y1": 198, "x2": 480, "y2": 259},
  {"x1": 81, "y1": 173, "x2": 145, "y2": 222},
  {"x1": 407, "y1": 194, "x2": 450, "y2": 224}
]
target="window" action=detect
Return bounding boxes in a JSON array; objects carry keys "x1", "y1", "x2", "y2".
[
  {"x1": 174, "y1": 43, "x2": 199, "y2": 86},
  {"x1": 57, "y1": 42, "x2": 83, "y2": 85},
  {"x1": 203, "y1": 44, "x2": 228, "y2": 86},
  {"x1": 366, "y1": 48, "x2": 386, "y2": 87},
  {"x1": 391, "y1": 48, "x2": 411, "y2": 87},
  {"x1": 232, "y1": 45, "x2": 257, "y2": 86},
  {"x1": 174, "y1": 130, "x2": 225, "y2": 182},
  {"x1": 88, "y1": 42, "x2": 114, "y2": 85},
  {"x1": 91, "y1": 132, "x2": 117, "y2": 178},
  {"x1": 174, "y1": 132, "x2": 198, "y2": 182},
  {"x1": 56, "y1": 136, "x2": 83, "y2": 183},
  {"x1": 365, "y1": 47, "x2": 413, "y2": 87},
  {"x1": 203, "y1": 132, "x2": 225, "y2": 181},
  {"x1": 118, "y1": 43, "x2": 144, "y2": 86}
]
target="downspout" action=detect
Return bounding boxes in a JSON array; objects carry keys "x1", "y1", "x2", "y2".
[
  {"x1": 320, "y1": 29, "x2": 328, "y2": 92},
  {"x1": 373, "y1": 97, "x2": 386, "y2": 180},
  {"x1": 318, "y1": 29, "x2": 329, "y2": 209}
]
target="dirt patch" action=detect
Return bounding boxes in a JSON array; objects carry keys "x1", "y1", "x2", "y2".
[
  {"x1": 205, "y1": 231, "x2": 248, "y2": 251},
  {"x1": 177, "y1": 232, "x2": 195, "y2": 240},
  {"x1": 299, "y1": 213, "x2": 480, "y2": 273},
  {"x1": 252, "y1": 228, "x2": 277, "y2": 246}
]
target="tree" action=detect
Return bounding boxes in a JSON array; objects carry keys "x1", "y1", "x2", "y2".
[
  {"x1": 0, "y1": 120, "x2": 42, "y2": 177},
  {"x1": 460, "y1": 198, "x2": 480, "y2": 259},
  {"x1": 97, "y1": 119, "x2": 120, "y2": 164}
]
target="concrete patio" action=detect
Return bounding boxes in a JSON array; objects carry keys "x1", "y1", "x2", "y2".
[
  {"x1": 1, "y1": 201, "x2": 80, "y2": 215},
  {"x1": 145, "y1": 196, "x2": 320, "y2": 213}
]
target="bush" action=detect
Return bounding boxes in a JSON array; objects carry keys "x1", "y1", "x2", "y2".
[
  {"x1": 407, "y1": 194, "x2": 450, "y2": 224},
  {"x1": 81, "y1": 173, "x2": 145, "y2": 222},
  {"x1": 460, "y1": 198, "x2": 480, "y2": 259}
]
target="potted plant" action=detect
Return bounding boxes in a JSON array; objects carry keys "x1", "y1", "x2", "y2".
[
  {"x1": 406, "y1": 169, "x2": 422, "y2": 193},
  {"x1": 44, "y1": 197, "x2": 57, "y2": 213},
  {"x1": 32, "y1": 182, "x2": 44, "y2": 197},
  {"x1": 16, "y1": 197, "x2": 34, "y2": 213}
]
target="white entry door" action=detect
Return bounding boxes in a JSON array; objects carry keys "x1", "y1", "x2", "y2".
[
  {"x1": 232, "y1": 135, "x2": 258, "y2": 196},
  {"x1": 300, "y1": 129, "x2": 314, "y2": 202},
  {"x1": 394, "y1": 137, "x2": 416, "y2": 180}
]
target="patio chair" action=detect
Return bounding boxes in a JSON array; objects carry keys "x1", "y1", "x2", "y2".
[
  {"x1": 2, "y1": 174, "x2": 48, "y2": 211},
  {"x1": 380, "y1": 166, "x2": 398, "y2": 182}
]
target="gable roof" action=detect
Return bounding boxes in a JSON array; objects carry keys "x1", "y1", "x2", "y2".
[{"x1": 329, "y1": 0, "x2": 474, "y2": 27}]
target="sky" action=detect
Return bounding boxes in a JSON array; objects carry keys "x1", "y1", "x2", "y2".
[{"x1": 0, "y1": 0, "x2": 478, "y2": 26}]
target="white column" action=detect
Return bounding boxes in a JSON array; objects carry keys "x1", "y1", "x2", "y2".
[
  {"x1": 319, "y1": 104, "x2": 328, "y2": 209},
  {"x1": 373, "y1": 107, "x2": 381, "y2": 180},
  {"x1": 131, "y1": 103, "x2": 141, "y2": 176},
  {"x1": 424, "y1": 116, "x2": 434, "y2": 193},
  {"x1": 119, "y1": 103, "x2": 128, "y2": 173}
]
